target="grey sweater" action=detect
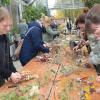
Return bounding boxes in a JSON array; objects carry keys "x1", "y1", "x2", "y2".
[
  {"x1": 43, "y1": 27, "x2": 60, "y2": 43},
  {"x1": 88, "y1": 34, "x2": 100, "y2": 65}
]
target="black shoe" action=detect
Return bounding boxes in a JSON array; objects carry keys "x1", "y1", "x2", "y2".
[{"x1": 0, "y1": 76, "x2": 5, "y2": 87}]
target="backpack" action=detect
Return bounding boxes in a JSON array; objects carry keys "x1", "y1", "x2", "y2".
[{"x1": 15, "y1": 26, "x2": 35, "y2": 58}]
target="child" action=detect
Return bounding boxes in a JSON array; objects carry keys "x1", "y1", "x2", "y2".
[{"x1": 0, "y1": 7, "x2": 21, "y2": 86}]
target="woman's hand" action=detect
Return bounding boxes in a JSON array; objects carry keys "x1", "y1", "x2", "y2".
[
  {"x1": 10, "y1": 72, "x2": 21, "y2": 83},
  {"x1": 85, "y1": 40, "x2": 90, "y2": 45},
  {"x1": 73, "y1": 46, "x2": 79, "y2": 51},
  {"x1": 43, "y1": 43, "x2": 52, "y2": 52}
]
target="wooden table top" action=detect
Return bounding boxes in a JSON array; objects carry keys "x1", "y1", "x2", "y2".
[
  {"x1": 0, "y1": 58, "x2": 100, "y2": 100},
  {"x1": 0, "y1": 37, "x2": 100, "y2": 100}
]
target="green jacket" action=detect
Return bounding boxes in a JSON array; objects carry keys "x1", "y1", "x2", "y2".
[{"x1": 43, "y1": 27, "x2": 60, "y2": 43}]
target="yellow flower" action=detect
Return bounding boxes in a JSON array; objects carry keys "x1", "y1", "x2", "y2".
[{"x1": 85, "y1": 93, "x2": 91, "y2": 100}]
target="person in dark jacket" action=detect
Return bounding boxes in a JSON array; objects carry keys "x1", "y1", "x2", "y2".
[
  {"x1": 28, "y1": 20, "x2": 42, "y2": 29},
  {"x1": 66, "y1": 18, "x2": 72, "y2": 34},
  {"x1": 0, "y1": 7, "x2": 21, "y2": 86},
  {"x1": 19, "y1": 17, "x2": 49, "y2": 66}
]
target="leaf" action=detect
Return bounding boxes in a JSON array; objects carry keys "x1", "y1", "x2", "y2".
[{"x1": 21, "y1": 85, "x2": 32, "y2": 93}]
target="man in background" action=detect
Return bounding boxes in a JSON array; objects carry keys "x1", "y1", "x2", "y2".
[{"x1": 17, "y1": 19, "x2": 28, "y2": 39}]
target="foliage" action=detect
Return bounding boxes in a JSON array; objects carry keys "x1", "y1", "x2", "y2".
[
  {"x1": 55, "y1": 9, "x2": 83, "y2": 21},
  {"x1": 85, "y1": 0, "x2": 100, "y2": 8},
  {"x1": 11, "y1": 24, "x2": 18, "y2": 34},
  {"x1": 55, "y1": 0, "x2": 85, "y2": 19},
  {"x1": 1, "y1": 0, "x2": 10, "y2": 6},
  {"x1": 0, "y1": 84, "x2": 40, "y2": 100},
  {"x1": 23, "y1": 4, "x2": 48, "y2": 22}
]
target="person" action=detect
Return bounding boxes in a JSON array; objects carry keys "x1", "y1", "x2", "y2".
[
  {"x1": 17, "y1": 19, "x2": 28, "y2": 39},
  {"x1": 44, "y1": 26, "x2": 60, "y2": 43},
  {"x1": 28, "y1": 20, "x2": 43, "y2": 29},
  {"x1": 19, "y1": 16, "x2": 50, "y2": 66},
  {"x1": 50, "y1": 17, "x2": 58, "y2": 30},
  {"x1": 0, "y1": 7, "x2": 21, "y2": 86},
  {"x1": 43, "y1": 17, "x2": 60, "y2": 43},
  {"x1": 28, "y1": 18, "x2": 46, "y2": 34},
  {"x1": 85, "y1": 4, "x2": 100, "y2": 75},
  {"x1": 66, "y1": 17, "x2": 72, "y2": 34},
  {"x1": 73, "y1": 14, "x2": 91, "y2": 54}
]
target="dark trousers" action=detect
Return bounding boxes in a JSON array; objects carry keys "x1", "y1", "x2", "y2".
[
  {"x1": 0, "y1": 76, "x2": 5, "y2": 87},
  {"x1": 93, "y1": 64, "x2": 100, "y2": 75}
]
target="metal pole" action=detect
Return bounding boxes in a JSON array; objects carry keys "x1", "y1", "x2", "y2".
[
  {"x1": 72, "y1": 0, "x2": 75, "y2": 22},
  {"x1": 46, "y1": 0, "x2": 50, "y2": 16}
]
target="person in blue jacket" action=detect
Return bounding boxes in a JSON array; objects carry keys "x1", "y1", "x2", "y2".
[{"x1": 19, "y1": 18, "x2": 49, "y2": 66}]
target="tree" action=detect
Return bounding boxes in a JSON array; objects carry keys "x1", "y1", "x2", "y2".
[
  {"x1": 23, "y1": 4, "x2": 48, "y2": 22},
  {"x1": 85, "y1": 0, "x2": 100, "y2": 8},
  {"x1": 1, "y1": 0, "x2": 10, "y2": 6}
]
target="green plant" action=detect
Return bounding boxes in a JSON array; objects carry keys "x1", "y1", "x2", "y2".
[
  {"x1": 85, "y1": 0, "x2": 100, "y2": 8},
  {"x1": 1, "y1": 0, "x2": 11, "y2": 6},
  {"x1": 11, "y1": 25, "x2": 18, "y2": 34},
  {"x1": 0, "y1": 84, "x2": 39, "y2": 100},
  {"x1": 60, "y1": 89, "x2": 72, "y2": 100},
  {"x1": 23, "y1": 4, "x2": 47, "y2": 22}
]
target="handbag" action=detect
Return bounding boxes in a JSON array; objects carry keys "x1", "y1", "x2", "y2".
[{"x1": 15, "y1": 39, "x2": 24, "y2": 58}]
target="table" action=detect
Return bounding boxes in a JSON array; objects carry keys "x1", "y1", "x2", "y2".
[{"x1": 0, "y1": 35, "x2": 100, "y2": 100}]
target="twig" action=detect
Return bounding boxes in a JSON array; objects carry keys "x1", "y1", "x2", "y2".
[{"x1": 46, "y1": 64, "x2": 61, "y2": 100}]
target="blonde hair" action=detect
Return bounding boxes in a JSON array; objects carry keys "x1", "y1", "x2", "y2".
[
  {"x1": 43, "y1": 16, "x2": 51, "y2": 28},
  {"x1": 0, "y1": 7, "x2": 11, "y2": 22},
  {"x1": 43, "y1": 16, "x2": 51, "y2": 23}
]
